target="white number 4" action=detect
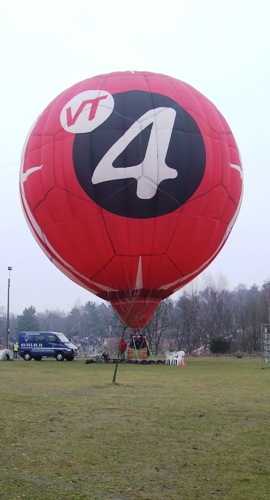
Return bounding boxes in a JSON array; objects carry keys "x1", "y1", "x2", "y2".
[{"x1": 91, "y1": 107, "x2": 178, "y2": 200}]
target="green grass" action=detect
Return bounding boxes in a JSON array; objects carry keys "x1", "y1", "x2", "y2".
[{"x1": 0, "y1": 357, "x2": 269, "y2": 499}]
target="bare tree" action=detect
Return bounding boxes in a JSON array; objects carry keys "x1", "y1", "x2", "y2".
[
  {"x1": 173, "y1": 289, "x2": 202, "y2": 353},
  {"x1": 144, "y1": 299, "x2": 173, "y2": 354}
]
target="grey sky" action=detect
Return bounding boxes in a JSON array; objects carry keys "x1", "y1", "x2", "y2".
[{"x1": 1, "y1": 0, "x2": 269, "y2": 315}]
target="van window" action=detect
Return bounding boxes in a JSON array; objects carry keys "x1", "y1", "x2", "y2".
[
  {"x1": 34, "y1": 334, "x2": 46, "y2": 343},
  {"x1": 48, "y1": 334, "x2": 59, "y2": 344}
]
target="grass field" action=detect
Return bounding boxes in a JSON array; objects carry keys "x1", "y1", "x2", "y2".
[{"x1": 0, "y1": 356, "x2": 269, "y2": 499}]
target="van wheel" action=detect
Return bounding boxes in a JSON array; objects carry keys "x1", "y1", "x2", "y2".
[
  {"x1": 56, "y1": 352, "x2": 65, "y2": 361},
  {"x1": 23, "y1": 352, "x2": 32, "y2": 361},
  {"x1": 34, "y1": 356, "x2": 42, "y2": 361}
]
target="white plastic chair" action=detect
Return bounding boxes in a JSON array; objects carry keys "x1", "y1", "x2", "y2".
[
  {"x1": 165, "y1": 351, "x2": 175, "y2": 365},
  {"x1": 172, "y1": 351, "x2": 182, "y2": 366}
]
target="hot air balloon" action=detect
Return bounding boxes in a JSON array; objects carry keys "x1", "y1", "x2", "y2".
[{"x1": 20, "y1": 71, "x2": 243, "y2": 328}]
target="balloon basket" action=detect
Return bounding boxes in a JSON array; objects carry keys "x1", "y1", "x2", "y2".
[{"x1": 126, "y1": 347, "x2": 148, "y2": 360}]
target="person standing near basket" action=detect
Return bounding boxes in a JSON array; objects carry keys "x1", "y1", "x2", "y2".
[{"x1": 118, "y1": 339, "x2": 127, "y2": 360}]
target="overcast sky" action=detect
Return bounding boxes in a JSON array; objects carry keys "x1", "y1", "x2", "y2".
[{"x1": 1, "y1": 0, "x2": 269, "y2": 316}]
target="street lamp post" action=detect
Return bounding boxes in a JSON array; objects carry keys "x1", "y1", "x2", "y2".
[{"x1": 6, "y1": 266, "x2": 12, "y2": 349}]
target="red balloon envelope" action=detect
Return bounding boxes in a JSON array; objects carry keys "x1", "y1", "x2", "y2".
[{"x1": 20, "y1": 71, "x2": 243, "y2": 327}]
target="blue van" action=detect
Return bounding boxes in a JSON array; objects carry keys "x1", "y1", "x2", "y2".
[{"x1": 19, "y1": 331, "x2": 78, "y2": 361}]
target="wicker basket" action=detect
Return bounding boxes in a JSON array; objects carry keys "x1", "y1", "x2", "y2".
[{"x1": 126, "y1": 347, "x2": 148, "y2": 360}]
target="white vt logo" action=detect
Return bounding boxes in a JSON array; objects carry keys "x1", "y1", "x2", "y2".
[{"x1": 61, "y1": 90, "x2": 178, "y2": 200}]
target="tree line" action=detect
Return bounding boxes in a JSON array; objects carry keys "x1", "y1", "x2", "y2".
[{"x1": 1, "y1": 278, "x2": 270, "y2": 355}]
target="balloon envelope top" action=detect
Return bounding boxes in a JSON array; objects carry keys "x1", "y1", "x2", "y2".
[{"x1": 20, "y1": 71, "x2": 243, "y2": 327}]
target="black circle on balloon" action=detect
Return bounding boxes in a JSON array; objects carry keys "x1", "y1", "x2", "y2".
[{"x1": 73, "y1": 90, "x2": 206, "y2": 218}]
